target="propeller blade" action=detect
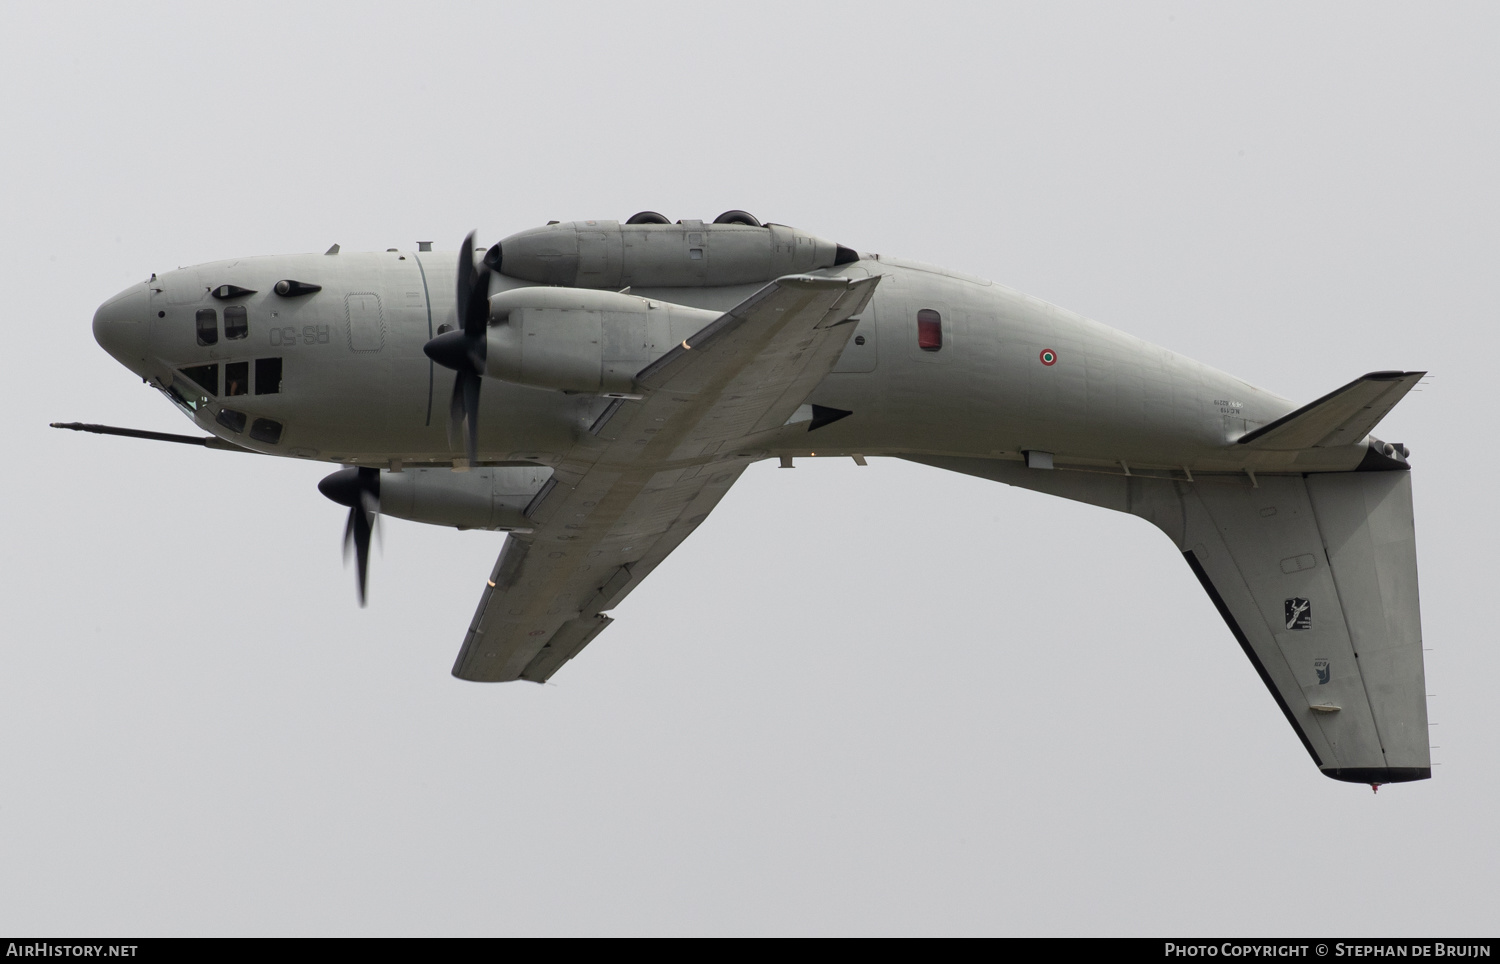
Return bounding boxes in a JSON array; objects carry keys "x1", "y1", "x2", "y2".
[
  {"x1": 348, "y1": 503, "x2": 372, "y2": 605},
  {"x1": 426, "y1": 232, "x2": 493, "y2": 463},
  {"x1": 444, "y1": 369, "x2": 481, "y2": 465},
  {"x1": 342, "y1": 508, "x2": 356, "y2": 563},
  {"x1": 457, "y1": 230, "x2": 491, "y2": 339},
  {"x1": 448, "y1": 371, "x2": 467, "y2": 452},
  {"x1": 319, "y1": 466, "x2": 380, "y2": 605},
  {"x1": 430, "y1": 231, "x2": 491, "y2": 463},
  {"x1": 456, "y1": 230, "x2": 475, "y2": 334},
  {"x1": 461, "y1": 369, "x2": 481, "y2": 464}
]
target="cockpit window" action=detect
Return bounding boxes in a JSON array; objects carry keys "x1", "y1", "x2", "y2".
[
  {"x1": 255, "y1": 357, "x2": 282, "y2": 395},
  {"x1": 178, "y1": 364, "x2": 218, "y2": 397},
  {"x1": 196, "y1": 308, "x2": 218, "y2": 346},
  {"x1": 224, "y1": 361, "x2": 248, "y2": 397},
  {"x1": 162, "y1": 383, "x2": 197, "y2": 413},
  {"x1": 917, "y1": 309, "x2": 942, "y2": 351},
  {"x1": 224, "y1": 305, "x2": 248, "y2": 340}
]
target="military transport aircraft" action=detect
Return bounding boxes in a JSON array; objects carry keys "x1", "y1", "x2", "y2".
[{"x1": 73, "y1": 211, "x2": 1429, "y2": 787}]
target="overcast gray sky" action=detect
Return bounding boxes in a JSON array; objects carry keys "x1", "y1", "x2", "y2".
[{"x1": 2, "y1": 1, "x2": 1496, "y2": 936}]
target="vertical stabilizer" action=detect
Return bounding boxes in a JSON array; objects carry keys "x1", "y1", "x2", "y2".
[
  {"x1": 1181, "y1": 471, "x2": 1429, "y2": 782},
  {"x1": 907, "y1": 455, "x2": 1430, "y2": 784}
]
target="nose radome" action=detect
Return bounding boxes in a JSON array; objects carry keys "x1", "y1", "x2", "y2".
[{"x1": 93, "y1": 284, "x2": 152, "y2": 371}]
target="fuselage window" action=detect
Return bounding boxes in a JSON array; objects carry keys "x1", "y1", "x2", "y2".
[
  {"x1": 163, "y1": 383, "x2": 197, "y2": 412},
  {"x1": 917, "y1": 308, "x2": 942, "y2": 351},
  {"x1": 215, "y1": 408, "x2": 247, "y2": 433},
  {"x1": 255, "y1": 357, "x2": 282, "y2": 395},
  {"x1": 249, "y1": 418, "x2": 283, "y2": 445},
  {"x1": 224, "y1": 305, "x2": 248, "y2": 340},
  {"x1": 178, "y1": 363, "x2": 218, "y2": 397},
  {"x1": 196, "y1": 308, "x2": 218, "y2": 346},
  {"x1": 224, "y1": 361, "x2": 248, "y2": 397}
]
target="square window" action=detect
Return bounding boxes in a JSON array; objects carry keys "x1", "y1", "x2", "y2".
[
  {"x1": 178, "y1": 364, "x2": 218, "y2": 397},
  {"x1": 255, "y1": 357, "x2": 282, "y2": 395},
  {"x1": 224, "y1": 361, "x2": 248, "y2": 397}
]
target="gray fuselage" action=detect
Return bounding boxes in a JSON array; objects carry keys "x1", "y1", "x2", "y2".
[{"x1": 95, "y1": 247, "x2": 1351, "y2": 478}]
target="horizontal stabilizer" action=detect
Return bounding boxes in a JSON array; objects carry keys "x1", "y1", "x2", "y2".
[{"x1": 1238, "y1": 371, "x2": 1424, "y2": 450}]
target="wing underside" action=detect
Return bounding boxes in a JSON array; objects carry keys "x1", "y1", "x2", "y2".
[
  {"x1": 453, "y1": 461, "x2": 750, "y2": 682},
  {"x1": 453, "y1": 273, "x2": 880, "y2": 682}
]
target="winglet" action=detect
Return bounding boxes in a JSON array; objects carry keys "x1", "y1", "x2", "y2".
[{"x1": 1237, "y1": 371, "x2": 1425, "y2": 450}]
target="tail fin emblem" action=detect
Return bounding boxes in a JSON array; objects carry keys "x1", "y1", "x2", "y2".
[{"x1": 1285, "y1": 597, "x2": 1312, "y2": 630}]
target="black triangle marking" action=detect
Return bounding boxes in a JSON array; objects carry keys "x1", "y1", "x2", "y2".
[{"x1": 809, "y1": 405, "x2": 853, "y2": 431}]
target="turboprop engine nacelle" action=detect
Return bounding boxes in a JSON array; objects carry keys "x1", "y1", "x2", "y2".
[
  {"x1": 491, "y1": 219, "x2": 857, "y2": 288},
  {"x1": 377, "y1": 466, "x2": 552, "y2": 530},
  {"x1": 484, "y1": 287, "x2": 719, "y2": 394}
]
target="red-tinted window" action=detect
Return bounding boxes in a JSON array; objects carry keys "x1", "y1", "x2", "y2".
[{"x1": 917, "y1": 308, "x2": 942, "y2": 351}]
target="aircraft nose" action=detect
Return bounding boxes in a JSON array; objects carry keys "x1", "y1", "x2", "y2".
[{"x1": 93, "y1": 284, "x2": 152, "y2": 369}]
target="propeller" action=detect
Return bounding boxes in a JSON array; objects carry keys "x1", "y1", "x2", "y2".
[
  {"x1": 318, "y1": 466, "x2": 380, "y2": 605},
  {"x1": 423, "y1": 231, "x2": 492, "y2": 463}
]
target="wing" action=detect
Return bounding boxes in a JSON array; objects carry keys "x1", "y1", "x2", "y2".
[{"x1": 453, "y1": 273, "x2": 881, "y2": 682}]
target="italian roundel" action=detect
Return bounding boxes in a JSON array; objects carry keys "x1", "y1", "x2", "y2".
[{"x1": 1039, "y1": 348, "x2": 1058, "y2": 366}]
